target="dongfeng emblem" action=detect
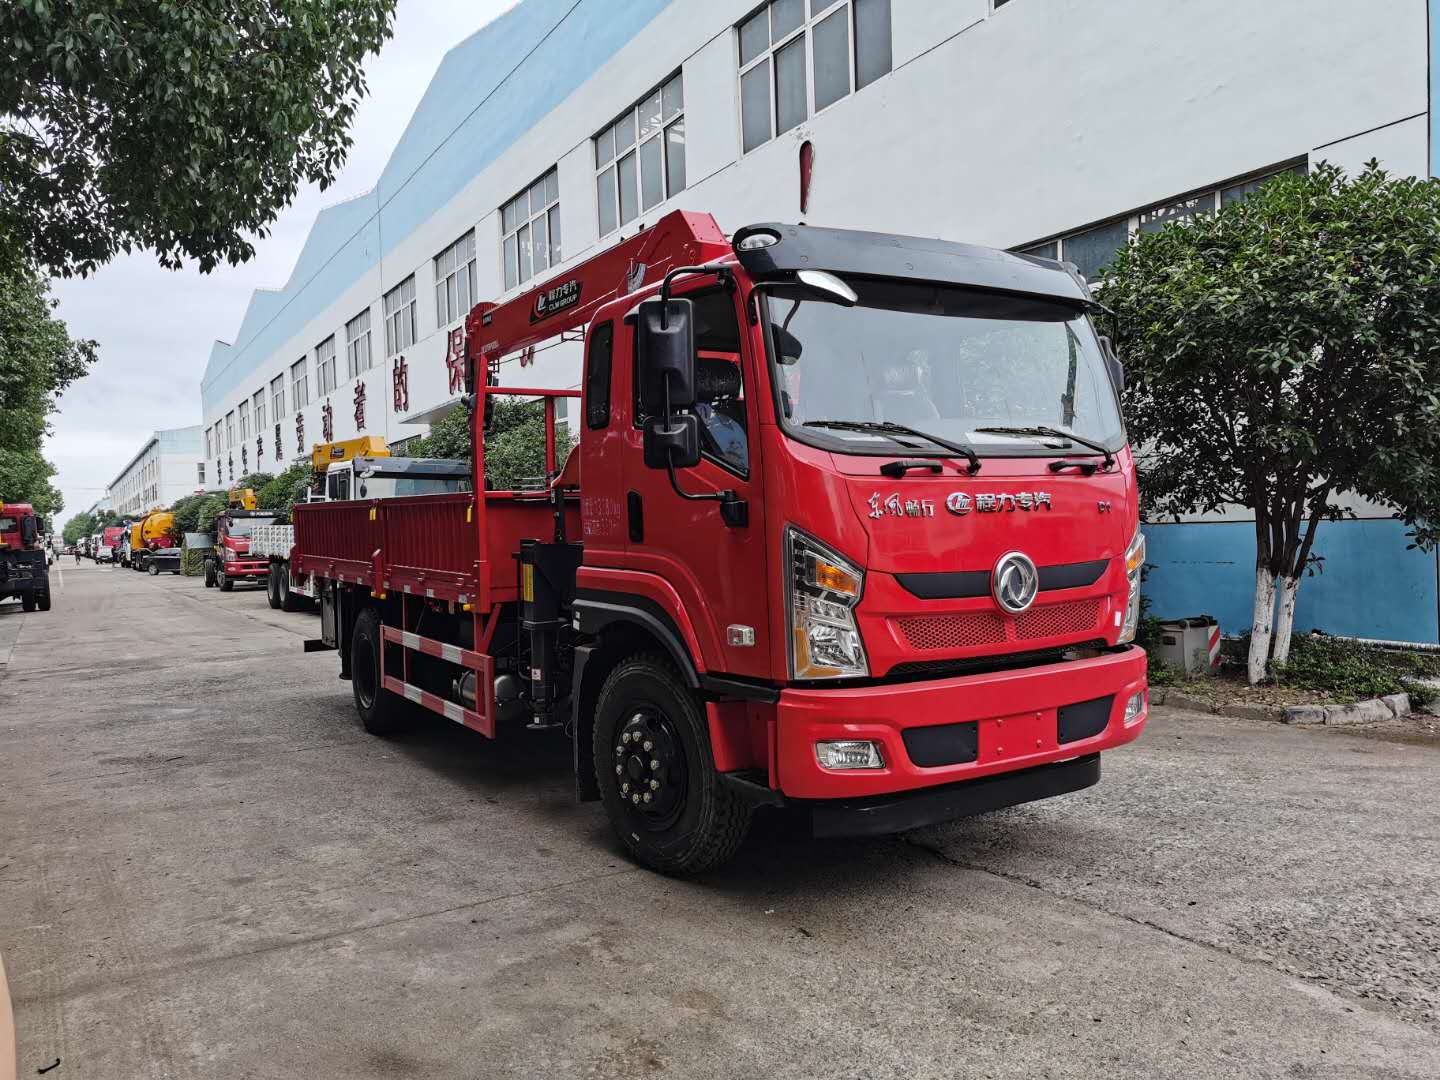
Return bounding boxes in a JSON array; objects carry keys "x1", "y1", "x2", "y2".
[{"x1": 992, "y1": 551, "x2": 1040, "y2": 614}]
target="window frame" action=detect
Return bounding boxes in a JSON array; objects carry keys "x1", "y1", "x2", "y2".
[
  {"x1": 346, "y1": 308, "x2": 374, "y2": 380},
  {"x1": 433, "y1": 232, "x2": 477, "y2": 329},
  {"x1": 253, "y1": 389, "x2": 267, "y2": 434},
  {"x1": 238, "y1": 399, "x2": 250, "y2": 441},
  {"x1": 594, "y1": 72, "x2": 686, "y2": 238},
  {"x1": 316, "y1": 336, "x2": 337, "y2": 398},
  {"x1": 271, "y1": 374, "x2": 287, "y2": 421},
  {"x1": 500, "y1": 168, "x2": 561, "y2": 292},
  {"x1": 291, "y1": 357, "x2": 309, "y2": 412},
  {"x1": 383, "y1": 276, "x2": 417, "y2": 357},
  {"x1": 736, "y1": 0, "x2": 890, "y2": 155},
  {"x1": 585, "y1": 321, "x2": 615, "y2": 429}
]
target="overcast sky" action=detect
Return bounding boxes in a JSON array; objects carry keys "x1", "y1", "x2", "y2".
[{"x1": 46, "y1": 0, "x2": 518, "y2": 522}]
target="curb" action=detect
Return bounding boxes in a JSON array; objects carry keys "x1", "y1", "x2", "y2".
[{"x1": 1150, "y1": 687, "x2": 1412, "y2": 726}]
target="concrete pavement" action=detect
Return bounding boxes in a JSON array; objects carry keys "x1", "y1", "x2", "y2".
[{"x1": 1, "y1": 562, "x2": 1438, "y2": 1078}]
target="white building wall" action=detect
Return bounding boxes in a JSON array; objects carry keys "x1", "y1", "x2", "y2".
[{"x1": 201, "y1": 0, "x2": 1429, "y2": 465}]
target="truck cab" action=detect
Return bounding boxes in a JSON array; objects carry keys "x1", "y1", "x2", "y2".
[
  {"x1": 0, "y1": 502, "x2": 52, "y2": 611},
  {"x1": 297, "y1": 212, "x2": 1148, "y2": 875},
  {"x1": 204, "y1": 504, "x2": 277, "y2": 592}
]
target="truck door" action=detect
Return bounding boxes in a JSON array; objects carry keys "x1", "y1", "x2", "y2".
[{"x1": 621, "y1": 285, "x2": 771, "y2": 680}]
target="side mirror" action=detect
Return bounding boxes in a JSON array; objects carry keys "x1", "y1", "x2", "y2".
[
  {"x1": 636, "y1": 298, "x2": 696, "y2": 415},
  {"x1": 1099, "y1": 335, "x2": 1125, "y2": 393},
  {"x1": 643, "y1": 414, "x2": 701, "y2": 470},
  {"x1": 20, "y1": 516, "x2": 37, "y2": 546}
]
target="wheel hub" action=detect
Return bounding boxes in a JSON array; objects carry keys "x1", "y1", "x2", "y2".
[{"x1": 613, "y1": 709, "x2": 685, "y2": 824}]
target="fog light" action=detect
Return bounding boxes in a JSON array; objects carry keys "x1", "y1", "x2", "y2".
[
  {"x1": 1123, "y1": 691, "x2": 1147, "y2": 727},
  {"x1": 815, "y1": 740, "x2": 885, "y2": 770}
]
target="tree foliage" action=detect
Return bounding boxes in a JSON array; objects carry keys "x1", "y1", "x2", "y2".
[
  {"x1": 1104, "y1": 162, "x2": 1440, "y2": 681},
  {"x1": 0, "y1": 260, "x2": 98, "y2": 517},
  {"x1": 0, "y1": 0, "x2": 398, "y2": 276},
  {"x1": 256, "y1": 461, "x2": 314, "y2": 518},
  {"x1": 398, "y1": 399, "x2": 575, "y2": 491},
  {"x1": 194, "y1": 495, "x2": 227, "y2": 536}
]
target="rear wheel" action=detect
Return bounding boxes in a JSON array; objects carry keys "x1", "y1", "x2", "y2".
[
  {"x1": 266, "y1": 563, "x2": 282, "y2": 609},
  {"x1": 21, "y1": 594, "x2": 35, "y2": 613},
  {"x1": 36, "y1": 592, "x2": 50, "y2": 612},
  {"x1": 352, "y1": 607, "x2": 408, "y2": 735},
  {"x1": 278, "y1": 564, "x2": 301, "y2": 612},
  {"x1": 592, "y1": 655, "x2": 751, "y2": 876},
  {"x1": 147, "y1": 561, "x2": 160, "y2": 576}
]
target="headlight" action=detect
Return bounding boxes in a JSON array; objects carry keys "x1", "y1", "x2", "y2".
[
  {"x1": 786, "y1": 527, "x2": 868, "y2": 679},
  {"x1": 222, "y1": 547, "x2": 235, "y2": 562},
  {"x1": 1117, "y1": 528, "x2": 1145, "y2": 643}
]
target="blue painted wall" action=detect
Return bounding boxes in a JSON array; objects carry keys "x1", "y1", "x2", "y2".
[
  {"x1": 1144, "y1": 519, "x2": 1440, "y2": 643},
  {"x1": 202, "y1": 0, "x2": 676, "y2": 413}
]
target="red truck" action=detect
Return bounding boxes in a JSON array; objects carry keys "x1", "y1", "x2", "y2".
[
  {"x1": 294, "y1": 212, "x2": 1149, "y2": 874},
  {"x1": 0, "y1": 502, "x2": 52, "y2": 611},
  {"x1": 204, "y1": 506, "x2": 278, "y2": 592}
]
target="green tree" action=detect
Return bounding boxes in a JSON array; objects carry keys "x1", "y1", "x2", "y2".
[
  {"x1": 1, "y1": 0, "x2": 398, "y2": 277},
  {"x1": 0, "y1": 261, "x2": 97, "y2": 516},
  {"x1": 168, "y1": 493, "x2": 210, "y2": 539},
  {"x1": 235, "y1": 471, "x2": 275, "y2": 495},
  {"x1": 61, "y1": 511, "x2": 95, "y2": 546},
  {"x1": 194, "y1": 495, "x2": 228, "y2": 535},
  {"x1": 256, "y1": 461, "x2": 314, "y2": 517},
  {"x1": 1104, "y1": 163, "x2": 1440, "y2": 684},
  {"x1": 398, "y1": 399, "x2": 575, "y2": 491}
]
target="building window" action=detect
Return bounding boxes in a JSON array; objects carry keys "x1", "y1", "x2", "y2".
[
  {"x1": 738, "y1": 0, "x2": 891, "y2": 154},
  {"x1": 317, "y1": 336, "x2": 337, "y2": 397},
  {"x1": 239, "y1": 401, "x2": 250, "y2": 442},
  {"x1": 204, "y1": 428, "x2": 212, "y2": 459},
  {"x1": 434, "y1": 232, "x2": 477, "y2": 328},
  {"x1": 271, "y1": 374, "x2": 287, "y2": 421},
  {"x1": 225, "y1": 411, "x2": 235, "y2": 449},
  {"x1": 383, "y1": 277, "x2": 417, "y2": 357},
  {"x1": 1017, "y1": 162, "x2": 1306, "y2": 282},
  {"x1": 253, "y1": 389, "x2": 266, "y2": 433},
  {"x1": 595, "y1": 74, "x2": 685, "y2": 237},
  {"x1": 346, "y1": 308, "x2": 373, "y2": 379},
  {"x1": 197, "y1": 463, "x2": 205, "y2": 485},
  {"x1": 291, "y1": 357, "x2": 309, "y2": 411},
  {"x1": 501, "y1": 168, "x2": 560, "y2": 291}
]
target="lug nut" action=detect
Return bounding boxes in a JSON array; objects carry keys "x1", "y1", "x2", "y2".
[
  {"x1": 650, "y1": 779, "x2": 659, "y2": 790},
  {"x1": 642, "y1": 793, "x2": 652, "y2": 804},
  {"x1": 650, "y1": 759, "x2": 660, "y2": 770},
  {"x1": 622, "y1": 782, "x2": 630, "y2": 794},
  {"x1": 643, "y1": 740, "x2": 653, "y2": 751},
  {"x1": 631, "y1": 793, "x2": 641, "y2": 805},
  {"x1": 615, "y1": 744, "x2": 624, "y2": 755},
  {"x1": 615, "y1": 764, "x2": 623, "y2": 775}
]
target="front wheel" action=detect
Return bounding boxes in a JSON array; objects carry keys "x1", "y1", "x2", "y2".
[
  {"x1": 147, "y1": 562, "x2": 160, "y2": 576},
  {"x1": 219, "y1": 572, "x2": 234, "y2": 592},
  {"x1": 36, "y1": 592, "x2": 51, "y2": 612},
  {"x1": 592, "y1": 655, "x2": 752, "y2": 876},
  {"x1": 21, "y1": 594, "x2": 35, "y2": 613},
  {"x1": 204, "y1": 560, "x2": 217, "y2": 588},
  {"x1": 351, "y1": 607, "x2": 408, "y2": 735}
]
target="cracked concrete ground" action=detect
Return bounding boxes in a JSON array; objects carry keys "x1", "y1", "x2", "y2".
[{"x1": 2, "y1": 562, "x2": 1438, "y2": 1078}]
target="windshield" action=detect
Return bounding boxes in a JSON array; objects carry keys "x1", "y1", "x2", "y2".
[
  {"x1": 226, "y1": 516, "x2": 275, "y2": 538},
  {"x1": 765, "y1": 279, "x2": 1124, "y2": 455}
]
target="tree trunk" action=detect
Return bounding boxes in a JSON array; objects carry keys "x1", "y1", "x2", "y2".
[
  {"x1": 1248, "y1": 568, "x2": 1277, "y2": 685},
  {"x1": 1270, "y1": 575, "x2": 1301, "y2": 665}
]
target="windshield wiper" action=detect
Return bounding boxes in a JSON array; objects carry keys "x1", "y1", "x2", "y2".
[
  {"x1": 803, "y1": 420, "x2": 981, "y2": 474},
  {"x1": 974, "y1": 425, "x2": 1115, "y2": 470}
]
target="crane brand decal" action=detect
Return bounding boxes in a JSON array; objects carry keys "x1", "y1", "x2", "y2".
[
  {"x1": 946, "y1": 492, "x2": 1053, "y2": 516},
  {"x1": 532, "y1": 279, "x2": 582, "y2": 322}
]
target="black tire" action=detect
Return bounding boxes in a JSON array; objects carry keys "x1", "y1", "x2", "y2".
[
  {"x1": 21, "y1": 594, "x2": 35, "y2": 613},
  {"x1": 351, "y1": 607, "x2": 408, "y2": 735},
  {"x1": 266, "y1": 563, "x2": 282, "y2": 609},
  {"x1": 36, "y1": 592, "x2": 51, "y2": 612},
  {"x1": 592, "y1": 655, "x2": 751, "y2": 876},
  {"x1": 204, "y1": 560, "x2": 217, "y2": 588},
  {"x1": 278, "y1": 564, "x2": 301, "y2": 612},
  {"x1": 147, "y1": 561, "x2": 160, "y2": 576},
  {"x1": 219, "y1": 573, "x2": 234, "y2": 592}
]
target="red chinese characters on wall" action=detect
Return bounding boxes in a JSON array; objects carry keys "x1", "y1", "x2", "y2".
[
  {"x1": 256, "y1": 435, "x2": 263, "y2": 464},
  {"x1": 241, "y1": 444, "x2": 248, "y2": 472},
  {"x1": 392, "y1": 356, "x2": 408, "y2": 413},
  {"x1": 274, "y1": 423, "x2": 282, "y2": 462},
  {"x1": 353, "y1": 381, "x2": 367, "y2": 431},
  {"x1": 295, "y1": 412, "x2": 305, "y2": 454},
  {"x1": 322, "y1": 400, "x2": 334, "y2": 443},
  {"x1": 446, "y1": 327, "x2": 466, "y2": 394}
]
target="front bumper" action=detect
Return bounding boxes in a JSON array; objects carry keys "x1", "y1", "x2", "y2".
[
  {"x1": 775, "y1": 645, "x2": 1147, "y2": 801},
  {"x1": 223, "y1": 560, "x2": 268, "y2": 580}
]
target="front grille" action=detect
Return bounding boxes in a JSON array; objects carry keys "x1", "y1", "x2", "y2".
[
  {"x1": 896, "y1": 599, "x2": 1102, "y2": 652},
  {"x1": 887, "y1": 640, "x2": 1107, "y2": 681}
]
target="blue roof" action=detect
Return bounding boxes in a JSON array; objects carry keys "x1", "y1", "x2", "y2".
[{"x1": 202, "y1": 0, "x2": 674, "y2": 413}]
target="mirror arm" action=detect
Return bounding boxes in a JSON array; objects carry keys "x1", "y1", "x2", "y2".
[{"x1": 660, "y1": 263, "x2": 732, "y2": 303}]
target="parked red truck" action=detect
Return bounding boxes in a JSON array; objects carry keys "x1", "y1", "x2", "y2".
[
  {"x1": 204, "y1": 493, "x2": 278, "y2": 592},
  {"x1": 293, "y1": 212, "x2": 1149, "y2": 874},
  {"x1": 0, "y1": 502, "x2": 52, "y2": 611}
]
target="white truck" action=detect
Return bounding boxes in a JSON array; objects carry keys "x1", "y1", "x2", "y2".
[{"x1": 255, "y1": 453, "x2": 471, "y2": 613}]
